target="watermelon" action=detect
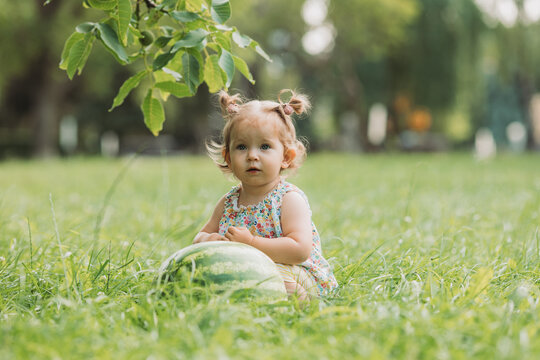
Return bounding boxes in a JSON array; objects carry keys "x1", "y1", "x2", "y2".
[{"x1": 156, "y1": 241, "x2": 287, "y2": 299}]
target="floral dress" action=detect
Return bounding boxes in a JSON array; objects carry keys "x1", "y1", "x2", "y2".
[{"x1": 218, "y1": 179, "x2": 338, "y2": 295}]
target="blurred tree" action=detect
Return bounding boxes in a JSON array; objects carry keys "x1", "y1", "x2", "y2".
[
  {"x1": 0, "y1": 1, "x2": 85, "y2": 156},
  {"x1": 388, "y1": 0, "x2": 485, "y2": 142},
  {"x1": 228, "y1": 0, "x2": 419, "y2": 149},
  {"x1": 481, "y1": 0, "x2": 540, "y2": 148},
  {"x1": 316, "y1": 0, "x2": 419, "y2": 149}
]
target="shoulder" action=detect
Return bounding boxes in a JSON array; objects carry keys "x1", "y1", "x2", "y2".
[
  {"x1": 282, "y1": 181, "x2": 309, "y2": 203},
  {"x1": 281, "y1": 190, "x2": 312, "y2": 234},
  {"x1": 281, "y1": 181, "x2": 304, "y2": 195},
  {"x1": 282, "y1": 191, "x2": 309, "y2": 213},
  {"x1": 200, "y1": 193, "x2": 228, "y2": 233},
  {"x1": 212, "y1": 194, "x2": 228, "y2": 216}
]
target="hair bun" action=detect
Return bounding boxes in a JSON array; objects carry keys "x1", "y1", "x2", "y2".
[
  {"x1": 219, "y1": 90, "x2": 243, "y2": 117},
  {"x1": 282, "y1": 104, "x2": 294, "y2": 115},
  {"x1": 278, "y1": 89, "x2": 311, "y2": 115}
]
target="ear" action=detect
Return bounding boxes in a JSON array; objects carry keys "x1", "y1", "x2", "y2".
[
  {"x1": 222, "y1": 149, "x2": 231, "y2": 167},
  {"x1": 281, "y1": 148, "x2": 296, "y2": 169}
]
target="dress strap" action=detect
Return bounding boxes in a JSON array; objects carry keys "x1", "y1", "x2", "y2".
[{"x1": 223, "y1": 185, "x2": 240, "y2": 207}]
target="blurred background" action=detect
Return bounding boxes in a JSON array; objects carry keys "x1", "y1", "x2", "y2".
[{"x1": 1, "y1": 0, "x2": 540, "y2": 159}]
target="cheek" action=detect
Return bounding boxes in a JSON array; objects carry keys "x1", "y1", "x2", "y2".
[{"x1": 230, "y1": 152, "x2": 243, "y2": 166}]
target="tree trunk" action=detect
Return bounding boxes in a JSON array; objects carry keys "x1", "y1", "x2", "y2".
[
  {"x1": 340, "y1": 58, "x2": 368, "y2": 151},
  {"x1": 32, "y1": 65, "x2": 67, "y2": 157}
]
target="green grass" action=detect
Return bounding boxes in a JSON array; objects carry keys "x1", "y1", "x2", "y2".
[{"x1": 1, "y1": 153, "x2": 539, "y2": 359}]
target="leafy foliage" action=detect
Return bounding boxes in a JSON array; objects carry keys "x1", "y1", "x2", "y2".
[{"x1": 56, "y1": 0, "x2": 265, "y2": 135}]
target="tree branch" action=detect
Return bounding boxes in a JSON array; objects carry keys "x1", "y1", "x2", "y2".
[{"x1": 144, "y1": 0, "x2": 158, "y2": 8}]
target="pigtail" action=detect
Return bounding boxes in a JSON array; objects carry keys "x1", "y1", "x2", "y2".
[
  {"x1": 219, "y1": 90, "x2": 242, "y2": 118},
  {"x1": 278, "y1": 89, "x2": 311, "y2": 116}
]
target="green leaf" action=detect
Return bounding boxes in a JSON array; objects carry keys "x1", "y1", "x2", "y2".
[
  {"x1": 171, "y1": 29, "x2": 209, "y2": 52},
  {"x1": 170, "y1": 11, "x2": 201, "y2": 23},
  {"x1": 117, "y1": 0, "x2": 132, "y2": 45},
  {"x1": 163, "y1": 51, "x2": 184, "y2": 76},
  {"x1": 211, "y1": 0, "x2": 231, "y2": 24},
  {"x1": 251, "y1": 42, "x2": 272, "y2": 62},
  {"x1": 141, "y1": 90, "x2": 165, "y2": 136},
  {"x1": 232, "y1": 55, "x2": 254, "y2": 84},
  {"x1": 66, "y1": 34, "x2": 94, "y2": 80},
  {"x1": 204, "y1": 54, "x2": 225, "y2": 93},
  {"x1": 232, "y1": 31, "x2": 251, "y2": 48},
  {"x1": 129, "y1": 25, "x2": 142, "y2": 38},
  {"x1": 215, "y1": 24, "x2": 233, "y2": 32},
  {"x1": 160, "y1": 26, "x2": 175, "y2": 37},
  {"x1": 186, "y1": 0, "x2": 204, "y2": 12},
  {"x1": 213, "y1": 32, "x2": 231, "y2": 51},
  {"x1": 232, "y1": 31, "x2": 272, "y2": 62},
  {"x1": 153, "y1": 69, "x2": 178, "y2": 84},
  {"x1": 76, "y1": 22, "x2": 96, "y2": 33},
  {"x1": 146, "y1": 9, "x2": 164, "y2": 28},
  {"x1": 153, "y1": 51, "x2": 176, "y2": 71},
  {"x1": 186, "y1": 48, "x2": 204, "y2": 76},
  {"x1": 154, "y1": 36, "x2": 172, "y2": 48},
  {"x1": 78, "y1": 34, "x2": 94, "y2": 71},
  {"x1": 184, "y1": 19, "x2": 207, "y2": 33},
  {"x1": 160, "y1": 0, "x2": 178, "y2": 10},
  {"x1": 60, "y1": 32, "x2": 85, "y2": 70},
  {"x1": 110, "y1": 70, "x2": 148, "y2": 111},
  {"x1": 87, "y1": 0, "x2": 116, "y2": 10},
  {"x1": 182, "y1": 52, "x2": 201, "y2": 94},
  {"x1": 96, "y1": 23, "x2": 129, "y2": 64},
  {"x1": 162, "y1": 68, "x2": 183, "y2": 81},
  {"x1": 219, "y1": 49, "x2": 234, "y2": 88},
  {"x1": 155, "y1": 82, "x2": 192, "y2": 98}
]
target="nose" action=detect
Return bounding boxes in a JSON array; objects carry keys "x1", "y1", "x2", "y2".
[{"x1": 247, "y1": 147, "x2": 259, "y2": 160}]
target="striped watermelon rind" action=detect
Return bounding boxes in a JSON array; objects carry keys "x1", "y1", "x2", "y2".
[{"x1": 156, "y1": 241, "x2": 287, "y2": 299}]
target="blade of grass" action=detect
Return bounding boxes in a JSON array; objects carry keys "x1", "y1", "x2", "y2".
[
  {"x1": 26, "y1": 217, "x2": 33, "y2": 270},
  {"x1": 93, "y1": 154, "x2": 139, "y2": 243},
  {"x1": 49, "y1": 193, "x2": 70, "y2": 298}
]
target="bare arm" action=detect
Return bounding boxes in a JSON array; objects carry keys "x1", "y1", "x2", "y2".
[
  {"x1": 225, "y1": 191, "x2": 312, "y2": 264},
  {"x1": 193, "y1": 195, "x2": 228, "y2": 243}
]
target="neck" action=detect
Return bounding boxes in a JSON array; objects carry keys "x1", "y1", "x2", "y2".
[{"x1": 238, "y1": 177, "x2": 282, "y2": 205}]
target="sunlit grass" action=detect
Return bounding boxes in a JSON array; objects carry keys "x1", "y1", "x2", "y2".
[{"x1": 1, "y1": 153, "x2": 539, "y2": 359}]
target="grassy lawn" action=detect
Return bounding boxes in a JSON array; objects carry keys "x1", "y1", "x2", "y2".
[{"x1": 1, "y1": 153, "x2": 539, "y2": 359}]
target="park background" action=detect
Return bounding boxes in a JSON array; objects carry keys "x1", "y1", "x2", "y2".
[{"x1": 1, "y1": 0, "x2": 540, "y2": 158}]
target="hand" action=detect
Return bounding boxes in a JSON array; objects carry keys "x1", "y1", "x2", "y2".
[
  {"x1": 224, "y1": 226, "x2": 254, "y2": 245},
  {"x1": 193, "y1": 232, "x2": 228, "y2": 244}
]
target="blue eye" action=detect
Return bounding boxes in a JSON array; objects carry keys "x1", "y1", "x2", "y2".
[
  {"x1": 236, "y1": 144, "x2": 246, "y2": 150},
  {"x1": 261, "y1": 144, "x2": 270, "y2": 150}
]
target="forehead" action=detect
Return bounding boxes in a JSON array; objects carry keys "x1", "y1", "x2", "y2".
[{"x1": 230, "y1": 117, "x2": 282, "y2": 141}]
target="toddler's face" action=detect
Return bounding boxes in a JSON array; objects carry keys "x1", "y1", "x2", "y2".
[{"x1": 227, "y1": 118, "x2": 291, "y2": 187}]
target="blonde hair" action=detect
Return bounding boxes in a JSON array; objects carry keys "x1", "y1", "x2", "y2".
[{"x1": 207, "y1": 89, "x2": 311, "y2": 175}]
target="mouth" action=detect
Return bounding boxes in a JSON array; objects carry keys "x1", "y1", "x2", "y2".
[{"x1": 247, "y1": 167, "x2": 261, "y2": 174}]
